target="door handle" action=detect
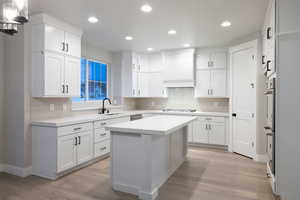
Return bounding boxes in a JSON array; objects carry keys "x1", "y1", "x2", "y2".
[
  {"x1": 262, "y1": 55, "x2": 266, "y2": 65},
  {"x1": 266, "y1": 60, "x2": 271, "y2": 72},
  {"x1": 232, "y1": 113, "x2": 237, "y2": 117},
  {"x1": 78, "y1": 136, "x2": 81, "y2": 145}
]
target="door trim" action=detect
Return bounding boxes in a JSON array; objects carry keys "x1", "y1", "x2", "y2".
[{"x1": 228, "y1": 40, "x2": 258, "y2": 158}]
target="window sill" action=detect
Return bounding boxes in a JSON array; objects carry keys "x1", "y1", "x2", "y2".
[{"x1": 72, "y1": 101, "x2": 122, "y2": 111}]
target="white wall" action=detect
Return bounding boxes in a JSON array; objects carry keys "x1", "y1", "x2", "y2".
[
  {"x1": 81, "y1": 40, "x2": 113, "y2": 63},
  {"x1": 3, "y1": 28, "x2": 27, "y2": 167},
  {"x1": 0, "y1": 34, "x2": 4, "y2": 164},
  {"x1": 276, "y1": 0, "x2": 300, "y2": 199}
]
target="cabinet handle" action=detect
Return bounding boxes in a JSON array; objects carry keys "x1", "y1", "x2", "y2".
[
  {"x1": 75, "y1": 137, "x2": 78, "y2": 146},
  {"x1": 209, "y1": 124, "x2": 212, "y2": 130},
  {"x1": 73, "y1": 127, "x2": 82, "y2": 131},
  {"x1": 101, "y1": 122, "x2": 107, "y2": 126},
  {"x1": 210, "y1": 89, "x2": 213, "y2": 95},
  {"x1": 66, "y1": 85, "x2": 69, "y2": 93},
  {"x1": 267, "y1": 27, "x2": 272, "y2": 40},
  {"x1": 266, "y1": 60, "x2": 271, "y2": 72},
  {"x1": 66, "y1": 43, "x2": 69, "y2": 52},
  {"x1": 100, "y1": 147, "x2": 107, "y2": 151},
  {"x1": 138, "y1": 90, "x2": 141, "y2": 96},
  {"x1": 133, "y1": 89, "x2": 135, "y2": 96},
  {"x1": 78, "y1": 136, "x2": 81, "y2": 145},
  {"x1": 62, "y1": 85, "x2": 65, "y2": 93},
  {"x1": 208, "y1": 89, "x2": 210, "y2": 95},
  {"x1": 205, "y1": 124, "x2": 208, "y2": 130},
  {"x1": 262, "y1": 55, "x2": 266, "y2": 65},
  {"x1": 100, "y1": 133, "x2": 107, "y2": 137},
  {"x1": 62, "y1": 42, "x2": 65, "y2": 51}
]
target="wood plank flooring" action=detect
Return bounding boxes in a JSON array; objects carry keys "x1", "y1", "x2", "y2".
[{"x1": 0, "y1": 147, "x2": 276, "y2": 200}]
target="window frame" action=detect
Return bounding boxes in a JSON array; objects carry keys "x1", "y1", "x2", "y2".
[{"x1": 72, "y1": 57, "x2": 111, "y2": 110}]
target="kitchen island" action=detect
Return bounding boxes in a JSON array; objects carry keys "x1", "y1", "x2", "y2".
[{"x1": 105, "y1": 115, "x2": 196, "y2": 200}]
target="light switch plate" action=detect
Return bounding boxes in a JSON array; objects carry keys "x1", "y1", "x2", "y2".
[{"x1": 50, "y1": 104, "x2": 55, "y2": 112}]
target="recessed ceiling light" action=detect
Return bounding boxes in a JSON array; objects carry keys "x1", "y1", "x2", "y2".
[
  {"x1": 147, "y1": 48, "x2": 154, "y2": 51},
  {"x1": 88, "y1": 16, "x2": 98, "y2": 23},
  {"x1": 168, "y1": 29, "x2": 177, "y2": 35},
  {"x1": 183, "y1": 43, "x2": 191, "y2": 47},
  {"x1": 221, "y1": 21, "x2": 231, "y2": 27},
  {"x1": 141, "y1": 4, "x2": 152, "y2": 13},
  {"x1": 125, "y1": 36, "x2": 133, "y2": 41}
]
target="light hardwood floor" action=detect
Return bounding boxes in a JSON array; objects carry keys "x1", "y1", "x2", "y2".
[{"x1": 0, "y1": 147, "x2": 276, "y2": 200}]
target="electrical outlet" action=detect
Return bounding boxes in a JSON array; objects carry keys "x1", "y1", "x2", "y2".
[
  {"x1": 50, "y1": 104, "x2": 55, "y2": 112},
  {"x1": 63, "y1": 104, "x2": 67, "y2": 112}
]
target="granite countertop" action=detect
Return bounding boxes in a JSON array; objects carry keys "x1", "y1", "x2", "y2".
[
  {"x1": 31, "y1": 110, "x2": 229, "y2": 127},
  {"x1": 105, "y1": 115, "x2": 197, "y2": 135}
]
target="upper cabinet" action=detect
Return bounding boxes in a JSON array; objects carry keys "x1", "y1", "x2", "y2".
[
  {"x1": 163, "y1": 49, "x2": 195, "y2": 87},
  {"x1": 31, "y1": 14, "x2": 82, "y2": 98},
  {"x1": 196, "y1": 51, "x2": 227, "y2": 69},
  {"x1": 195, "y1": 49, "x2": 228, "y2": 98},
  {"x1": 122, "y1": 52, "x2": 167, "y2": 98}
]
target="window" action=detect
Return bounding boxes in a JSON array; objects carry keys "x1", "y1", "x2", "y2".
[{"x1": 73, "y1": 58, "x2": 108, "y2": 102}]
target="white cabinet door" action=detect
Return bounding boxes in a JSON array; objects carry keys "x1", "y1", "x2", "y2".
[
  {"x1": 132, "y1": 71, "x2": 139, "y2": 96},
  {"x1": 148, "y1": 53, "x2": 164, "y2": 72},
  {"x1": 209, "y1": 123, "x2": 226, "y2": 145},
  {"x1": 65, "y1": 32, "x2": 81, "y2": 58},
  {"x1": 77, "y1": 131, "x2": 93, "y2": 165},
  {"x1": 44, "y1": 24, "x2": 65, "y2": 54},
  {"x1": 44, "y1": 51, "x2": 65, "y2": 96},
  {"x1": 210, "y1": 69, "x2": 227, "y2": 97},
  {"x1": 57, "y1": 134, "x2": 77, "y2": 172},
  {"x1": 139, "y1": 54, "x2": 149, "y2": 72},
  {"x1": 195, "y1": 70, "x2": 211, "y2": 97},
  {"x1": 211, "y1": 52, "x2": 227, "y2": 69},
  {"x1": 64, "y1": 56, "x2": 81, "y2": 97},
  {"x1": 196, "y1": 52, "x2": 210, "y2": 69},
  {"x1": 192, "y1": 120, "x2": 209, "y2": 143},
  {"x1": 148, "y1": 72, "x2": 165, "y2": 97},
  {"x1": 138, "y1": 72, "x2": 149, "y2": 97}
]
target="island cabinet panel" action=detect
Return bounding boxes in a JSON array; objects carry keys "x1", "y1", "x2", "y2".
[
  {"x1": 57, "y1": 133, "x2": 77, "y2": 173},
  {"x1": 110, "y1": 125, "x2": 190, "y2": 200}
]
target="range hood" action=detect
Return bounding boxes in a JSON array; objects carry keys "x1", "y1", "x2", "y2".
[{"x1": 162, "y1": 48, "x2": 195, "y2": 87}]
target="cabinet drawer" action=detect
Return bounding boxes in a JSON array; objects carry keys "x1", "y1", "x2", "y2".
[
  {"x1": 94, "y1": 117, "x2": 130, "y2": 129},
  {"x1": 58, "y1": 122, "x2": 93, "y2": 137},
  {"x1": 94, "y1": 128, "x2": 110, "y2": 143},
  {"x1": 94, "y1": 140, "x2": 110, "y2": 158},
  {"x1": 196, "y1": 116, "x2": 225, "y2": 123}
]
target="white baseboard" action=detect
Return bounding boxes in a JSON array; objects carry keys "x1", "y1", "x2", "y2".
[
  {"x1": 254, "y1": 154, "x2": 268, "y2": 163},
  {"x1": 2, "y1": 165, "x2": 32, "y2": 177}
]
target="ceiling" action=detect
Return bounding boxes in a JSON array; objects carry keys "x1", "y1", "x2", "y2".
[{"x1": 29, "y1": 0, "x2": 269, "y2": 52}]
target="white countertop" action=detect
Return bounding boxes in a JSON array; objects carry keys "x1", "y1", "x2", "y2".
[
  {"x1": 106, "y1": 115, "x2": 197, "y2": 135},
  {"x1": 31, "y1": 110, "x2": 229, "y2": 127}
]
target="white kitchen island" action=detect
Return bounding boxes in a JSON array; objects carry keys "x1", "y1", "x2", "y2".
[{"x1": 105, "y1": 115, "x2": 196, "y2": 200}]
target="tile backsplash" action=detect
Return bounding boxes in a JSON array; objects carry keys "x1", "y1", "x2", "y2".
[{"x1": 135, "y1": 88, "x2": 229, "y2": 112}]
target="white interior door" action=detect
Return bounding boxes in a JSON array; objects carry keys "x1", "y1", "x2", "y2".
[
  {"x1": 231, "y1": 43, "x2": 256, "y2": 158},
  {"x1": 64, "y1": 56, "x2": 80, "y2": 97},
  {"x1": 44, "y1": 51, "x2": 64, "y2": 96}
]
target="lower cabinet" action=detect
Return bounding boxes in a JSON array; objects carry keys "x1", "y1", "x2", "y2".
[
  {"x1": 188, "y1": 116, "x2": 227, "y2": 146},
  {"x1": 57, "y1": 130, "x2": 93, "y2": 172},
  {"x1": 32, "y1": 116, "x2": 130, "y2": 180}
]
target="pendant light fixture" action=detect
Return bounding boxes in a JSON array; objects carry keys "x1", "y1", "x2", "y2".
[{"x1": 0, "y1": 0, "x2": 29, "y2": 35}]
